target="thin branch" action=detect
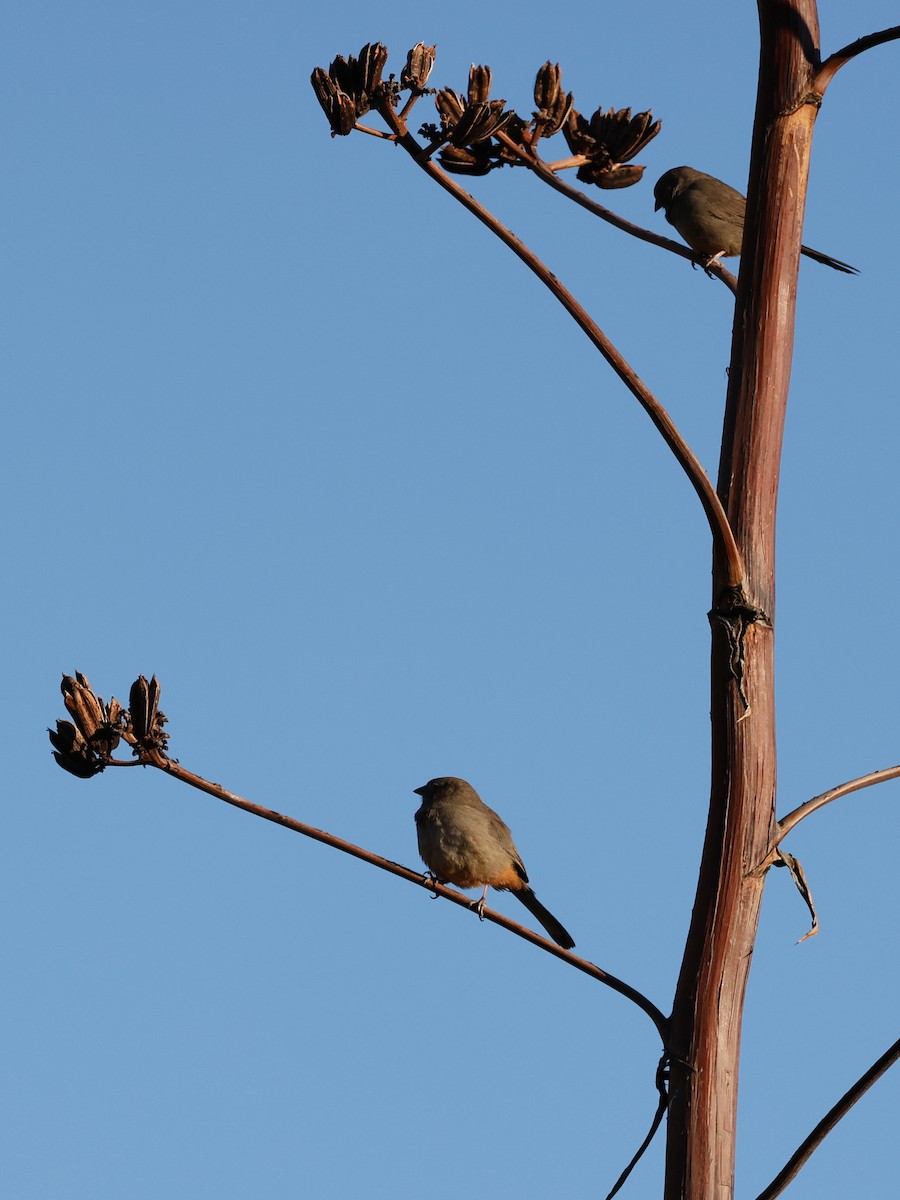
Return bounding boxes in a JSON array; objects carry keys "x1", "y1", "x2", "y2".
[
  {"x1": 376, "y1": 104, "x2": 745, "y2": 589},
  {"x1": 776, "y1": 764, "x2": 900, "y2": 842},
  {"x1": 493, "y1": 131, "x2": 739, "y2": 295},
  {"x1": 353, "y1": 122, "x2": 395, "y2": 140},
  {"x1": 814, "y1": 26, "x2": 900, "y2": 93},
  {"x1": 754, "y1": 1036, "x2": 900, "y2": 1200},
  {"x1": 605, "y1": 1052, "x2": 671, "y2": 1199},
  {"x1": 145, "y1": 749, "x2": 671, "y2": 1041}
]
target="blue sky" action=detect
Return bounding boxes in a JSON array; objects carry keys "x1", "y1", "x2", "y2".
[{"x1": 5, "y1": 2, "x2": 899, "y2": 1197}]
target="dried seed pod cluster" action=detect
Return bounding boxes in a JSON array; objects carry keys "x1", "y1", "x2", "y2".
[
  {"x1": 49, "y1": 672, "x2": 168, "y2": 777},
  {"x1": 310, "y1": 43, "x2": 660, "y2": 190},
  {"x1": 311, "y1": 42, "x2": 390, "y2": 136},
  {"x1": 563, "y1": 105, "x2": 661, "y2": 188}
]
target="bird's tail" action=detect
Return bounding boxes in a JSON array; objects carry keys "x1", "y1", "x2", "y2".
[
  {"x1": 514, "y1": 886, "x2": 575, "y2": 949},
  {"x1": 800, "y1": 245, "x2": 859, "y2": 274}
]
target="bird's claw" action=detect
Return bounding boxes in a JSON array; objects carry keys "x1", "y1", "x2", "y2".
[{"x1": 701, "y1": 253, "x2": 726, "y2": 277}]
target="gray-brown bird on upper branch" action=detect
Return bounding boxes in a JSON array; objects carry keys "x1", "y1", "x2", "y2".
[
  {"x1": 414, "y1": 776, "x2": 575, "y2": 950},
  {"x1": 653, "y1": 165, "x2": 858, "y2": 274}
]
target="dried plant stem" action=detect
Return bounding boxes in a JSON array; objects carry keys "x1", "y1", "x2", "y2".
[
  {"x1": 754, "y1": 1037, "x2": 900, "y2": 1200},
  {"x1": 814, "y1": 25, "x2": 900, "y2": 92},
  {"x1": 144, "y1": 749, "x2": 670, "y2": 1040},
  {"x1": 776, "y1": 764, "x2": 900, "y2": 842},
  {"x1": 377, "y1": 105, "x2": 744, "y2": 588},
  {"x1": 665, "y1": 2, "x2": 832, "y2": 1194},
  {"x1": 494, "y1": 131, "x2": 739, "y2": 295}
]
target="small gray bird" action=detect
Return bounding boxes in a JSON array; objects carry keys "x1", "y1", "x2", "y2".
[
  {"x1": 653, "y1": 165, "x2": 858, "y2": 274},
  {"x1": 414, "y1": 776, "x2": 575, "y2": 949}
]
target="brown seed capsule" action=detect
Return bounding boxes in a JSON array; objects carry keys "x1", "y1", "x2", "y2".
[
  {"x1": 48, "y1": 719, "x2": 104, "y2": 778},
  {"x1": 128, "y1": 674, "x2": 167, "y2": 751},
  {"x1": 61, "y1": 672, "x2": 105, "y2": 741},
  {"x1": 401, "y1": 43, "x2": 436, "y2": 92},
  {"x1": 532, "y1": 62, "x2": 573, "y2": 139},
  {"x1": 563, "y1": 104, "x2": 660, "y2": 189},
  {"x1": 310, "y1": 68, "x2": 358, "y2": 137}
]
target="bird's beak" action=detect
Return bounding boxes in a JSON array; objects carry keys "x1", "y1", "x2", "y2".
[
  {"x1": 413, "y1": 785, "x2": 425, "y2": 796},
  {"x1": 654, "y1": 198, "x2": 663, "y2": 212}
]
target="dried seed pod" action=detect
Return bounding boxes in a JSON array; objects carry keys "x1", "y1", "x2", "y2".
[
  {"x1": 434, "y1": 69, "x2": 512, "y2": 161},
  {"x1": 532, "y1": 62, "x2": 573, "y2": 138},
  {"x1": 356, "y1": 42, "x2": 389, "y2": 102},
  {"x1": 563, "y1": 104, "x2": 660, "y2": 188},
  {"x1": 588, "y1": 163, "x2": 647, "y2": 189},
  {"x1": 435, "y1": 88, "x2": 466, "y2": 132},
  {"x1": 59, "y1": 672, "x2": 123, "y2": 757},
  {"x1": 311, "y1": 68, "x2": 358, "y2": 136},
  {"x1": 311, "y1": 42, "x2": 390, "y2": 135},
  {"x1": 467, "y1": 65, "x2": 493, "y2": 105},
  {"x1": 587, "y1": 106, "x2": 661, "y2": 162},
  {"x1": 437, "y1": 144, "x2": 497, "y2": 175},
  {"x1": 128, "y1": 674, "x2": 168, "y2": 751},
  {"x1": 401, "y1": 43, "x2": 436, "y2": 92},
  {"x1": 450, "y1": 100, "x2": 512, "y2": 147},
  {"x1": 61, "y1": 672, "x2": 105, "y2": 741},
  {"x1": 48, "y1": 719, "x2": 104, "y2": 778},
  {"x1": 326, "y1": 43, "x2": 387, "y2": 113}
]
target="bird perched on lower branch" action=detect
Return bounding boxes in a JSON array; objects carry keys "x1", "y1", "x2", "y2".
[
  {"x1": 653, "y1": 165, "x2": 858, "y2": 274},
  {"x1": 414, "y1": 776, "x2": 576, "y2": 950}
]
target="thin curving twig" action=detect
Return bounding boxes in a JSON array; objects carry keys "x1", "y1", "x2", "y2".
[
  {"x1": 754, "y1": 1036, "x2": 900, "y2": 1200},
  {"x1": 776, "y1": 764, "x2": 900, "y2": 842},
  {"x1": 375, "y1": 102, "x2": 745, "y2": 588},
  {"x1": 145, "y1": 748, "x2": 671, "y2": 1041},
  {"x1": 493, "y1": 130, "x2": 738, "y2": 295},
  {"x1": 814, "y1": 26, "x2": 900, "y2": 93},
  {"x1": 604, "y1": 1051, "x2": 671, "y2": 1198}
]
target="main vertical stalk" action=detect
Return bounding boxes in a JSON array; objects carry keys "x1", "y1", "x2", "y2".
[{"x1": 663, "y1": 3, "x2": 822, "y2": 1196}]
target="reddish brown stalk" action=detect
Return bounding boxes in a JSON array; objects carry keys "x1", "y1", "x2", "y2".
[{"x1": 665, "y1": 2, "x2": 826, "y2": 1196}]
